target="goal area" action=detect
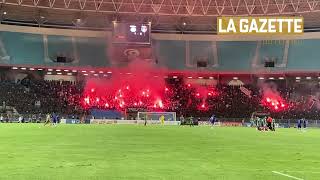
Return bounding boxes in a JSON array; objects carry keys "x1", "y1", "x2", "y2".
[{"x1": 137, "y1": 112, "x2": 177, "y2": 121}]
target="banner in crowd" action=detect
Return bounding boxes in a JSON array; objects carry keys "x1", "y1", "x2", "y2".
[{"x1": 240, "y1": 86, "x2": 252, "y2": 98}]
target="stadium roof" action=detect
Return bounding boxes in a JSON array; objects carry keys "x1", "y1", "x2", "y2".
[{"x1": 1, "y1": 0, "x2": 320, "y2": 32}]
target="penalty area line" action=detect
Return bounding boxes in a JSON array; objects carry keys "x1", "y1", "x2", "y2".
[{"x1": 272, "y1": 171, "x2": 304, "y2": 180}]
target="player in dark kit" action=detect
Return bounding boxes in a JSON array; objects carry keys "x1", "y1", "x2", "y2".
[
  {"x1": 271, "y1": 118, "x2": 276, "y2": 131},
  {"x1": 52, "y1": 113, "x2": 59, "y2": 126},
  {"x1": 297, "y1": 119, "x2": 302, "y2": 130},
  {"x1": 209, "y1": 114, "x2": 216, "y2": 128},
  {"x1": 303, "y1": 119, "x2": 307, "y2": 131}
]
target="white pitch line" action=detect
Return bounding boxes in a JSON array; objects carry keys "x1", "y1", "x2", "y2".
[{"x1": 272, "y1": 171, "x2": 304, "y2": 180}]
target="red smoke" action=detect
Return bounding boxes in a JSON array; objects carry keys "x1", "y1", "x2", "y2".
[
  {"x1": 262, "y1": 96, "x2": 287, "y2": 111},
  {"x1": 82, "y1": 59, "x2": 167, "y2": 111},
  {"x1": 259, "y1": 82, "x2": 287, "y2": 112}
]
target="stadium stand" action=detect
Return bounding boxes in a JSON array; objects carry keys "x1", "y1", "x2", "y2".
[
  {"x1": 1, "y1": 76, "x2": 320, "y2": 122},
  {"x1": 1, "y1": 26, "x2": 320, "y2": 123},
  {"x1": 1, "y1": 29, "x2": 320, "y2": 71}
]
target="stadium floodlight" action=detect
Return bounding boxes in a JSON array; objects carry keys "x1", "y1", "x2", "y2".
[
  {"x1": 67, "y1": 73, "x2": 72, "y2": 76},
  {"x1": 0, "y1": 9, "x2": 8, "y2": 22},
  {"x1": 233, "y1": 77, "x2": 238, "y2": 80},
  {"x1": 278, "y1": 77, "x2": 285, "y2": 80},
  {"x1": 94, "y1": 74, "x2": 98, "y2": 76},
  {"x1": 187, "y1": 76, "x2": 192, "y2": 79},
  {"x1": 172, "y1": 76, "x2": 178, "y2": 79},
  {"x1": 35, "y1": 9, "x2": 48, "y2": 25},
  {"x1": 48, "y1": 69, "x2": 53, "y2": 71},
  {"x1": 81, "y1": 70, "x2": 87, "y2": 73},
  {"x1": 47, "y1": 72, "x2": 52, "y2": 75},
  {"x1": 99, "y1": 71, "x2": 103, "y2": 74},
  {"x1": 72, "y1": 12, "x2": 87, "y2": 28},
  {"x1": 37, "y1": 68, "x2": 43, "y2": 71},
  {"x1": 269, "y1": 77, "x2": 274, "y2": 80},
  {"x1": 29, "y1": 68, "x2": 35, "y2": 71},
  {"x1": 259, "y1": 77, "x2": 264, "y2": 80},
  {"x1": 178, "y1": 17, "x2": 191, "y2": 31},
  {"x1": 56, "y1": 69, "x2": 61, "y2": 72},
  {"x1": 209, "y1": 77, "x2": 214, "y2": 79},
  {"x1": 20, "y1": 67, "x2": 26, "y2": 70},
  {"x1": 57, "y1": 72, "x2": 62, "y2": 75},
  {"x1": 107, "y1": 71, "x2": 112, "y2": 74},
  {"x1": 64, "y1": 70, "x2": 69, "y2": 72},
  {"x1": 306, "y1": 77, "x2": 312, "y2": 80},
  {"x1": 296, "y1": 77, "x2": 301, "y2": 80},
  {"x1": 72, "y1": 70, "x2": 77, "y2": 72},
  {"x1": 90, "y1": 70, "x2": 95, "y2": 73},
  {"x1": 12, "y1": 67, "x2": 18, "y2": 70},
  {"x1": 198, "y1": 76, "x2": 203, "y2": 79},
  {"x1": 83, "y1": 73, "x2": 88, "y2": 76}
]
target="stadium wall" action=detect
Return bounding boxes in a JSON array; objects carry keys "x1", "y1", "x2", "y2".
[{"x1": 1, "y1": 24, "x2": 320, "y2": 72}]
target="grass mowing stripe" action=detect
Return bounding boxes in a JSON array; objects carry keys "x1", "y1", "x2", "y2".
[{"x1": 272, "y1": 171, "x2": 304, "y2": 180}]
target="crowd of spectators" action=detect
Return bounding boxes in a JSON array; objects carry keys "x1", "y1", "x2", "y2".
[
  {"x1": 158, "y1": 79, "x2": 320, "y2": 120},
  {"x1": 1, "y1": 77, "x2": 320, "y2": 120},
  {"x1": 165, "y1": 81, "x2": 262, "y2": 119},
  {"x1": 0, "y1": 79, "x2": 84, "y2": 119}
]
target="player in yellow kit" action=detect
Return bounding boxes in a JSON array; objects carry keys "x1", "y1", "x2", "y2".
[
  {"x1": 44, "y1": 113, "x2": 51, "y2": 126},
  {"x1": 159, "y1": 115, "x2": 165, "y2": 125}
]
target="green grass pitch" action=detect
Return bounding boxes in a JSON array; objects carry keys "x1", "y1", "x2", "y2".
[{"x1": 0, "y1": 124, "x2": 319, "y2": 180}]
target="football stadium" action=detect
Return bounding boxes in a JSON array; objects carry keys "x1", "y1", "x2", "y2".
[{"x1": 1, "y1": 1, "x2": 320, "y2": 180}]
